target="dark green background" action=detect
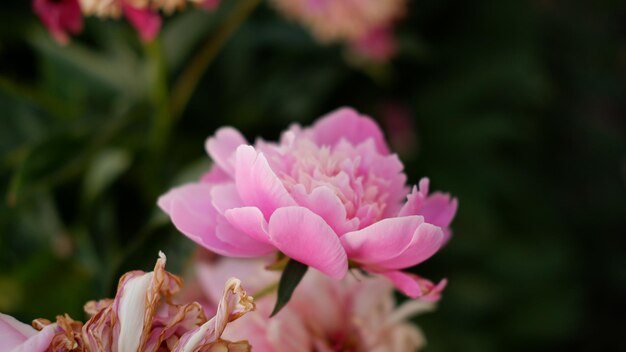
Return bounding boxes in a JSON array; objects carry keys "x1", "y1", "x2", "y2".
[{"x1": 1, "y1": 1, "x2": 625, "y2": 351}]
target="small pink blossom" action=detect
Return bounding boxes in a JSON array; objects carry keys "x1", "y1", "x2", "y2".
[
  {"x1": 196, "y1": 257, "x2": 436, "y2": 352},
  {"x1": 348, "y1": 26, "x2": 397, "y2": 63},
  {"x1": 121, "y1": 3, "x2": 162, "y2": 42},
  {"x1": 33, "y1": 0, "x2": 83, "y2": 45},
  {"x1": 159, "y1": 107, "x2": 457, "y2": 298},
  {"x1": 0, "y1": 252, "x2": 254, "y2": 352}
]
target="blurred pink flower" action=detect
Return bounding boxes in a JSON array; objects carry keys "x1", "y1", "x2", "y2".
[
  {"x1": 121, "y1": 3, "x2": 162, "y2": 42},
  {"x1": 271, "y1": 0, "x2": 405, "y2": 61},
  {"x1": 80, "y1": 0, "x2": 164, "y2": 42},
  {"x1": 33, "y1": 0, "x2": 83, "y2": 45},
  {"x1": 348, "y1": 26, "x2": 397, "y2": 63},
  {"x1": 192, "y1": 0, "x2": 221, "y2": 11},
  {"x1": 0, "y1": 252, "x2": 254, "y2": 352},
  {"x1": 159, "y1": 107, "x2": 457, "y2": 298},
  {"x1": 35, "y1": 0, "x2": 220, "y2": 43},
  {"x1": 271, "y1": 0, "x2": 405, "y2": 43},
  {"x1": 197, "y1": 257, "x2": 435, "y2": 352}
]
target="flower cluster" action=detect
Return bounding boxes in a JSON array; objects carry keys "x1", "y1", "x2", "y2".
[
  {"x1": 33, "y1": 0, "x2": 220, "y2": 44},
  {"x1": 0, "y1": 253, "x2": 254, "y2": 352},
  {"x1": 159, "y1": 107, "x2": 457, "y2": 300},
  {"x1": 270, "y1": 0, "x2": 407, "y2": 61},
  {"x1": 196, "y1": 256, "x2": 435, "y2": 352}
]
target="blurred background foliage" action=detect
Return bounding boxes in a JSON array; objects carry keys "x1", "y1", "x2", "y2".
[{"x1": 1, "y1": 0, "x2": 625, "y2": 351}]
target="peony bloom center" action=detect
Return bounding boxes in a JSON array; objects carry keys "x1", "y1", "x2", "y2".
[{"x1": 274, "y1": 138, "x2": 399, "y2": 229}]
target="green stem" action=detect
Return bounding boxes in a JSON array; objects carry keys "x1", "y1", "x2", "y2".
[
  {"x1": 170, "y1": 0, "x2": 261, "y2": 120},
  {"x1": 145, "y1": 38, "x2": 172, "y2": 151},
  {"x1": 253, "y1": 281, "x2": 279, "y2": 300}
]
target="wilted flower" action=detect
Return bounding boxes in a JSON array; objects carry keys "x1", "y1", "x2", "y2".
[
  {"x1": 197, "y1": 257, "x2": 435, "y2": 352},
  {"x1": 271, "y1": 0, "x2": 406, "y2": 61},
  {"x1": 159, "y1": 107, "x2": 457, "y2": 299},
  {"x1": 0, "y1": 252, "x2": 254, "y2": 352},
  {"x1": 33, "y1": 0, "x2": 83, "y2": 45}
]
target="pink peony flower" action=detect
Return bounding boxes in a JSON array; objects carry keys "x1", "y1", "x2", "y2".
[
  {"x1": 33, "y1": 0, "x2": 83, "y2": 45},
  {"x1": 0, "y1": 252, "x2": 255, "y2": 352},
  {"x1": 196, "y1": 256, "x2": 436, "y2": 352},
  {"x1": 159, "y1": 107, "x2": 457, "y2": 298}
]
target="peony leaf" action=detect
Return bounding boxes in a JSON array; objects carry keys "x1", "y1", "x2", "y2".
[{"x1": 270, "y1": 259, "x2": 308, "y2": 317}]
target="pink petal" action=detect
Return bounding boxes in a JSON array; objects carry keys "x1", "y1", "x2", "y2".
[
  {"x1": 380, "y1": 271, "x2": 447, "y2": 300},
  {"x1": 1, "y1": 319, "x2": 57, "y2": 352},
  {"x1": 32, "y1": 0, "x2": 83, "y2": 45},
  {"x1": 214, "y1": 217, "x2": 275, "y2": 256},
  {"x1": 206, "y1": 127, "x2": 247, "y2": 176},
  {"x1": 421, "y1": 194, "x2": 458, "y2": 231},
  {"x1": 210, "y1": 183, "x2": 243, "y2": 214},
  {"x1": 122, "y1": 4, "x2": 162, "y2": 42},
  {"x1": 197, "y1": 0, "x2": 220, "y2": 11},
  {"x1": 399, "y1": 178, "x2": 458, "y2": 229},
  {"x1": 268, "y1": 206, "x2": 347, "y2": 279},
  {"x1": 158, "y1": 184, "x2": 241, "y2": 256},
  {"x1": 311, "y1": 107, "x2": 389, "y2": 154},
  {"x1": 0, "y1": 313, "x2": 37, "y2": 350},
  {"x1": 340, "y1": 216, "x2": 425, "y2": 264},
  {"x1": 375, "y1": 222, "x2": 444, "y2": 269},
  {"x1": 200, "y1": 164, "x2": 230, "y2": 184},
  {"x1": 224, "y1": 207, "x2": 271, "y2": 244},
  {"x1": 290, "y1": 185, "x2": 359, "y2": 235},
  {"x1": 234, "y1": 145, "x2": 295, "y2": 219}
]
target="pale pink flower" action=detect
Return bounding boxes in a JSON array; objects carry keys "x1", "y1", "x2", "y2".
[
  {"x1": 33, "y1": 0, "x2": 83, "y2": 45},
  {"x1": 271, "y1": 0, "x2": 405, "y2": 61},
  {"x1": 197, "y1": 257, "x2": 435, "y2": 352},
  {"x1": 159, "y1": 107, "x2": 457, "y2": 298},
  {"x1": 0, "y1": 252, "x2": 254, "y2": 352},
  {"x1": 271, "y1": 0, "x2": 405, "y2": 43}
]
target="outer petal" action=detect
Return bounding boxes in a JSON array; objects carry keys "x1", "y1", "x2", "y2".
[
  {"x1": 6, "y1": 324, "x2": 57, "y2": 352},
  {"x1": 268, "y1": 207, "x2": 347, "y2": 279},
  {"x1": 0, "y1": 313, "x2": 37, "y2": 350},
  {"x1": 421, "y1": 194, "x2": 458, "y2": 240},
  {"x1": 158, "y1": 184, "x2": 241, "y2": 256},
  {"x1": 375, "y1": 223, "x2": 444, "y2": 269},
  {"x1": 380, "y1": 271, "x2": 447, "y2": 300},
  {"x1": 310, "y1": 107, "x2": 389, "y2": 154},
  {"x1": 200, "y1": 164, "x2": 231, "y2": 184},
  {"x1": 224, "y1": 207, "x2": 271, "y2": 244},
  {"x1": 234, "y1": 145, "x2": 295, "y2": 219},
  {"x1": 211, "y1": 183, "x2": 244, "y2": 215},
  {"x1": 290, "y1": 185, "x2": 359, "y2": 235},
  {"x1": 206, "y1": 127, "x2": 248, "y2": 176},
  {"x1": 399, "y1": 177, "x2": 458, "y2": 240},
  {"x1": 214, "y1": 217, "x2": 276, "y2": 256},
  {"x1": 340, "y1": 216, "x2": 425, "y2": 264}
]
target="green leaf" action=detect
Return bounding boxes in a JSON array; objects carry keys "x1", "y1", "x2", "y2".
[
  {"x1": 270, "y1": 259, "x2": 308, "y2": 317},
  {"x1": 82, "y1": 149, "x2": 131, "y2": 204}
]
